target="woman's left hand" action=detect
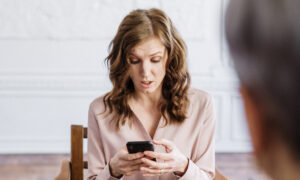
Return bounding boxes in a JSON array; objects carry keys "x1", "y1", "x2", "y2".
[{"x1": 140, "y1": 139, "x2": 189, "y2": 177}]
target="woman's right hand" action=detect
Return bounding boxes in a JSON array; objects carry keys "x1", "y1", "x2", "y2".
[{"x1": 109, "y1": 147, "x2": 144, "y2": 177}]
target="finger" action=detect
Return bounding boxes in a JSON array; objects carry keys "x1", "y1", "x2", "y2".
[
  {"x1": 128, "y1": 152, "x2": 144, "y2": 160},
  {"x1": 119, "y1": 146, "x2": 129, "y2": 157},
  {"x1": 141, "y1": 167, "x2": 160, "y2": 176},
  {"x1": 141, "y1": 157, "x2": 172, "y2": 169},
  {"x1": 121, "y1": 152, "x2": 144, "y2": 160},
  {"x1": 126, "y1": 158, "x2": 143, "y2": 166},
  {"x1": 141, "y1": 167, "x2": 173, "y2": 176},
  {"x1": 153, "y1": 139, "x2": 174, "y2": 151},
  {"x1": 122, "y1": 163, "x2": 143, "y2": 176},
  {"x1": 142, "y1": 174, "x2": 155, "y2": 176},
  {"x1": 143, "y1": 155, "x2": 154, "y2": 160},
  {"x1": 142, "y1": 172, "x2": 161, "y2": 177},
  {"x1": 126, "y1": 163, "x2": 143, "y2": 172},
  {"x1": 124, "y1": 171, "x2": 136, "y2": 176},
  {"x1": 124, "y1": 168, "x2": 140, "y2": 176},
  {"x1": 144, "y1": 151, "x2": 173, "y2": 161},
  {"x1": 121, "y1": 146, "x2": 128, "y2": 153}
]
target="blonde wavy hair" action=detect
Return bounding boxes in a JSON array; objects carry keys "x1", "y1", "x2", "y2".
[{"x1": 103, "y1": 8, "x2": 190, "y2": 130}]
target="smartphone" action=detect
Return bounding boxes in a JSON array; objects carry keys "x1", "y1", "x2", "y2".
[
  {"x1": 126, "y1": 141, "x2": 156, "y2": 161},
  {"x1": 126, "y1": 141, "x2": 154, "y2": 153}
]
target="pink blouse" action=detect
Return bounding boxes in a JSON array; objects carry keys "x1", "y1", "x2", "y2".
[{"x1": 87, "y1": 88, "x2": 216, "y2": 180}]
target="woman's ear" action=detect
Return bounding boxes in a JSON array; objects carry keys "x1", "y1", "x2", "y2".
[{"x1": 239, "y1": 86, "x2": 265, "y2": 155}]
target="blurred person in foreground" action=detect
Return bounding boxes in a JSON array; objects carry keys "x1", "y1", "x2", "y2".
[{"x1": 226, "y1": 0, "x2": 300, "y2": 180}]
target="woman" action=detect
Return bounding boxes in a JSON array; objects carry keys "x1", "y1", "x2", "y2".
[{"x1": 88, "y1": 8, "x2": 215, "y2": 180}]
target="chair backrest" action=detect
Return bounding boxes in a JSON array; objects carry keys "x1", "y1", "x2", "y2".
[
  {"x1": 215, "y1": 168, "x2": 228, "y2": 180},
  {"x1": 70, "y1": 124, "x2": 228, "y2": 180},
  {"x1": 71, "y1": 125, "x2": 88, "y2": 180}
]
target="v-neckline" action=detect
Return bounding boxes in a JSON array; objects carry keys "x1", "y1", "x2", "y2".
[{"x1": 132, "y1": 113, "x2": 163, "y2": 140}]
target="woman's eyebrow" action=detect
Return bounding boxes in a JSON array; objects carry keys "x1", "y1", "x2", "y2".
[
  {"x1": 129, "y1": 51, "x2": 163, "y2": 58},
  {"x1": 128, "y1": 53, "x2": 139, "y2": 58},
  {"x1": 149, "y1": 51, "x2": 163, "y2": 56}
]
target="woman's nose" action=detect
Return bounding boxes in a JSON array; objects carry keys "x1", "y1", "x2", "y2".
[{"x1": 140, "y1": 60, "x2": 151, "y2": 77}]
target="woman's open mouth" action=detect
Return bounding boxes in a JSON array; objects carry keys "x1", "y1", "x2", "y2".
[{"x1": 141, "y1": 81, "x2": 153, "y2": 88}]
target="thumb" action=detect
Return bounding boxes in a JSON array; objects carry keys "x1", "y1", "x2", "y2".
[{"x1": 153, "y1": 139, "x2": 174, "y2": 152}]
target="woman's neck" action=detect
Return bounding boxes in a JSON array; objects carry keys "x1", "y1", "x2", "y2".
[{"x1": 132, "y1": 91, "x2": 163, "y2": 109}]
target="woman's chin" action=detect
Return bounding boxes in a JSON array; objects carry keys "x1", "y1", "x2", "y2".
[
  {"x1": 137, "y1": 87, "x2": 157, "y2": 94},
  {"x1": 133, "y1": 82, "x2": 163, "y2": 95},
  {"x1": 141, "y1": 89, "x2": 155, "y2": 94}
]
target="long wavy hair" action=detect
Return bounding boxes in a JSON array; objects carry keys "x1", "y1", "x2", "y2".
[{"x1": 103, "y1": 8, "x2": 190, "y2": 130}]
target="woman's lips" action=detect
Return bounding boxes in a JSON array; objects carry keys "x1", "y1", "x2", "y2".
[{"x1": 141, "y1": 81, "x2": 153, "y2": 88}]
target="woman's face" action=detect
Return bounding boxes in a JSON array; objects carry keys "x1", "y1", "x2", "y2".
[{"x1": 128, "y1": 36, "x2": 168, "y2": 96}]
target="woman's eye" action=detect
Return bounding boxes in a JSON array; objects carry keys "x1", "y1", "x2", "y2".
[
  {"x1": 130, "y1": 59, "x2": 140, "y2": 64},
  {"x1": 151, "y1": 58, "x2": 161, "y2": 63}
]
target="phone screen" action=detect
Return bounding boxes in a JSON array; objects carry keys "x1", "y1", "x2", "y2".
[
  {"x1": 126, "y1": 141, "x2": 156, "y2": 161},
  {"x1": 126, "y1": 141, "x2": 154, "y2": 153}
]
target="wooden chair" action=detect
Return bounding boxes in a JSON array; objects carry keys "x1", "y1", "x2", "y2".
[
  {"x1": 54, "y1": 125, "x2": 228, "y2": 180},
  {"x1": 54, "y1": 125, "x2": 88, "y2": 180},
  {"x1": 215, "y1": 168, "x2": 228, "y2": 180}
]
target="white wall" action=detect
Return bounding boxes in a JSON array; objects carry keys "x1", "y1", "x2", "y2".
[{"x1": 0, "y1": 0, "x2": 251, "y2": 153}]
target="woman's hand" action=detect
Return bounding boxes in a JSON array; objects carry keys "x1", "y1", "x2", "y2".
[
  {"x1": 140, "y1": 139, "x2": 189, "y2": 177},
  {"x1": 109, "y1": 146, "x2": 144, "y2": 177}
]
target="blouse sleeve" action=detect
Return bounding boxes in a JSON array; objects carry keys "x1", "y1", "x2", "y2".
[
  {"x1": 87, "y1": 102, "x2": 124, "y2": 180},
  {"x1": 176, "y1": 94, "x2": 216, "y2": 180}
]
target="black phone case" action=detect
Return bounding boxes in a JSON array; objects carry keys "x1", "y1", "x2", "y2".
[
  {"x1": 126, "y1": 141, "x2": 156, "y2": 161},
  {"x1": 126, "y1": 141, "x2": 154, "y2": 154}
]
